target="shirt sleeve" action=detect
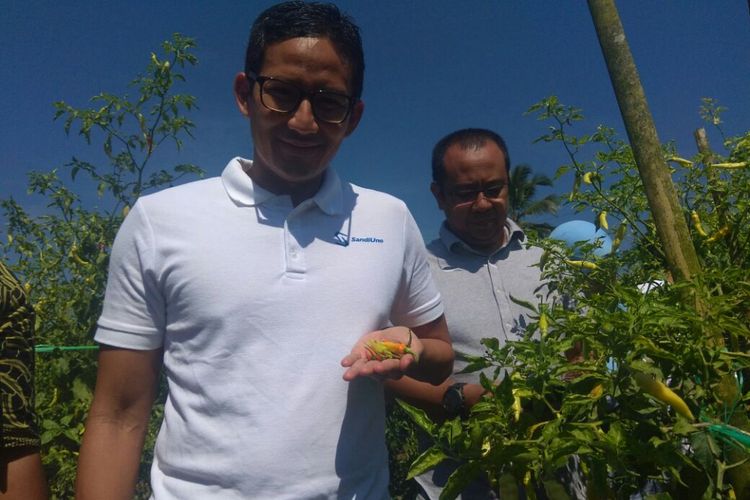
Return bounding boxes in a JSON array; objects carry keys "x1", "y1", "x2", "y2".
[
  {"x1": 390, "y1": 206, "x2": 444, "y2": 328},
  {"x1": 95, "y1": 200, "x2": 166, "y2": 350}
]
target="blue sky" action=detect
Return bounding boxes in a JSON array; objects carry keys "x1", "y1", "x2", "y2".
[{"x1": 2, "y1": 1, "x2": 749, "y2": 242}]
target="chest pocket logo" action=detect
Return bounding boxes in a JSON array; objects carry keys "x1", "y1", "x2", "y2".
[{"x1": 333, "y1": 231, "x2": 350, "y2": 247}]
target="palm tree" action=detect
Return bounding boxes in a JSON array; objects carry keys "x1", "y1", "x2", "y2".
[{"x1": 508, "y1": 163, "x2": 558, "y2": 236}]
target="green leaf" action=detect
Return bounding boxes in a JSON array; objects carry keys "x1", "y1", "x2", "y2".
[
  {"x1": 406, "y1": 446, "x2": 448, "y2": 479},
  {"x1": 629, "y1": 359, "x2": 660, "y2": 377},
  {"x1": 396, "y1": 399, "x2": 435, "y2": 435},
  {"x1": 439, "y1": 417, "x2": 464, "y2": 449},
  {"x1": 690, "y1": 430, "x2": 719, "y2": 473},
  {"x1": 480, "y1": 337, "x2": 499, "y2": 351},
  {"x1": 64, "y1": 428, "x2": 80, "y2": 441},
  {"x1": 458, "y1": 357, "x2": 490, "y2": 374},
  {"x1": 440, "y1": 461, "x2": 483, "y2": 500},
  {"x1": 72, "y1": 377, "x2": 92, "y2": 402},
  {"x1": 672, "y1": 418, "x2": 697, "y2": 436},
  {"x1": 556, "y1": 164, "x2": 571, "y2": 178},
  {"x1": 509, "y1": 294, "x2": 538, "y2": 313},
  {"x1": 42, "y1": 419, "x2": 60, "y2": 431},
  {"x1": 41, "y1": 430, "x2": 57, "y2": 445}
]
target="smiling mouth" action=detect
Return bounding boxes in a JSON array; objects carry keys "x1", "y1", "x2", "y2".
[
  {"x1": 470, "y1": 218, "x2": 497, "y2": 227},
  {"x1": 280, "y1": 137, "x2": 322, "y2": 149},
  {"x1": 468, "y1": 219, "x2": 500, "y2": 235}
]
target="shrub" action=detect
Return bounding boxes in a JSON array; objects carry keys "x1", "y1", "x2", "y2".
[
  {"x1": 398, "y1": 98, "x2": 750, "y2": 499},
  {"x1": 1, "y1": 34, "x2": 202, "y2": 498}
]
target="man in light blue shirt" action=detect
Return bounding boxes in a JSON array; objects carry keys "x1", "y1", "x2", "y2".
[{"x1": 387, "y1": 128, "x2": 549, "y2": 499}]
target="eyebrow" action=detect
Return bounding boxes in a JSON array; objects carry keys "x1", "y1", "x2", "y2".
[
  {"x1": 265, "y1": 74, "x2": 351, "y2": 96},
  {"x1": 452, "y1": 181, "x2": 506, "y2": 190}
]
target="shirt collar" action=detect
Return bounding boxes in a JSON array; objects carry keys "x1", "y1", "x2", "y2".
[
  {"x1": 439, "y1": 219, "x2": 526, "y2": 257},
  {"x1": 221, "y1": 157, "x2": 344, "y2": 215}
]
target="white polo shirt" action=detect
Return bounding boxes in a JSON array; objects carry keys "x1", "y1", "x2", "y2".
[{"x1": 96, "y1": 157, "x2": 443, "y2": 499}]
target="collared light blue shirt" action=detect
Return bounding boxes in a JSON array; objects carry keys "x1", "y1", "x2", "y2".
[{"x1": 426, "y1": 219, "x2": 547, "y2": 381}]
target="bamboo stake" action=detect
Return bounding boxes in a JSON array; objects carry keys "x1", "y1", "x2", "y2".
[
  {"x1": 587, "y1": 1, "x2": 749, "y2": 495},
  {"x1": 587, "y1": 0, "x2": 701, "y2": 283}
]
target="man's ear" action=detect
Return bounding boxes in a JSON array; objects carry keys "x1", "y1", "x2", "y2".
[
  {"x1": 233, "y1": 72, "x2": 252, "y2": 116},
  {"x1": 344, "y1": 100, "x2": 365, "y2": 137},
  {"x1": 430, "y1": 182, "x2": 447, "y2": 211}
]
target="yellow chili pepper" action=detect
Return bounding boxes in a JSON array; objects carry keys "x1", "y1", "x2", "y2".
[
  {"x1": 611, "y1": 222, "x2": 627, "y2": 252},
  {"x1": 69, "y1": 245, "x2": 90, "y2": 266},
  {"x1": 511, "y1": 389, "x2": 522, "y2": 422},
  {"x1": 710, "y1": 162, "x2": 747, "y2": 169},
  {"x1": 667, "y1": 156, "x2": 693, "y2": 167},
  {"x1": 589, "y1": 384, "x2": 604, "y2": 399},
  {"x1": 538, "y1": 312, "x2": 549, "y2": 337},
  {"x1": 690, "y1": 210, "x2": 708, "y2": 238},
  {"x1": 481, "y1": 437, "x2": 491, "y2": 457},
  {"x1": 47, "y1": 388, "x2": 59, "y2": 409},
  {"x1": 633, "y1": 372, "x2": 694, "y2": 421},
  {"x1": 706, "y1": 225, "x2": 730, "y2": 243},
  {"x1": 597, "y1": 211, "x2": 609, "y2": 230},
  {"x1": 565, "y1": 259, "x2": 600, "y2": 270},
  {"x1": 522, "y1": 470, "x2": 534, "y2": 498}
]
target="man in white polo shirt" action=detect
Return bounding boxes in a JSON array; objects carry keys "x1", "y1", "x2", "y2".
[{"x1": 75, "y1": 2, "x2": 453, "y2": 499}]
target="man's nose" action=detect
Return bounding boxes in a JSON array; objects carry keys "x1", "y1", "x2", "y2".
[
  {"x1": 288, "y1": 98, "x2": 319, "y2": 135},
  {"x1": 471, "y1": 193, "x2": 493, "y2": 212}
]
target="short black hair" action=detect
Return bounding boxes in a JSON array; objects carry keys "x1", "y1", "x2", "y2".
[
  {"x1": 245, "y1": 1, "x2": 365, "y2": 100},
  {"x1": 431, "y1": 128, "x2": 511, "y2": 188}
]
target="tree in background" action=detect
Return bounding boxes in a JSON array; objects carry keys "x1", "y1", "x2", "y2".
[
  {"x1": 1, "y1": 34, "x2": 202, "y2": 499},
  {"x1": 507, "y1": 163, "x2": 558, "y2": 237}
]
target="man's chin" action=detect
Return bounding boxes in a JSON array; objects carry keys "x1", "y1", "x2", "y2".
[
  {"x1": 466, "y1": 229, "x2": 503, "y2": 250},
  {"x1": 276, "y1": 153, "x2": 329, "y2": 176},
  {"x1": 248, "y1": 158, "x2": 328, "y2": 194},
  {"x1": 468, "y1": 225, "x2": 499, "y2": 241},
  {"x1": 277, "y1": 164, "x2": 328, "y2": 183}
]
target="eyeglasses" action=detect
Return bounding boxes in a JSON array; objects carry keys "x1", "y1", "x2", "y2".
[
  {"x1": 247, "y1": 72, "x2": 354, "y2": 124},
  {"x1": 445, "y1": 184, "x2": 506, "y2": 206}
]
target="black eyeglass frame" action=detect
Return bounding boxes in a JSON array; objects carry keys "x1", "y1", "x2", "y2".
[
  {"x1": 443, "y1": 183, "x2": 507, "y2": 207},
  {"x1": 246, "y1": 72, "x2": 355, "y2": 124}
]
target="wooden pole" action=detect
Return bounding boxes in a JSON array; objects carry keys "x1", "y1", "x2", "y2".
[
  {"x1": 586, "y1": 0, "x2": 701, "y2": 283},
  {"x1": 587, "y1": 1, "x2": 750, "y2": 495}
]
